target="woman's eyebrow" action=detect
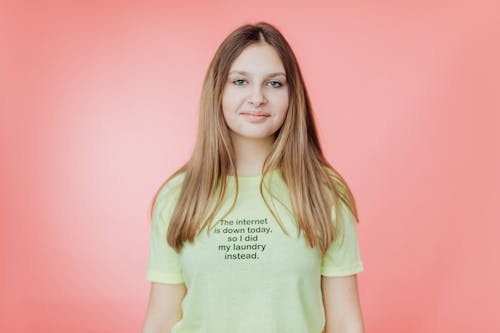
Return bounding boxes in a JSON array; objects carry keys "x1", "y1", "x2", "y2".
[{"x1": 229, "y1": 70, "x2": 286, "y2": 78}]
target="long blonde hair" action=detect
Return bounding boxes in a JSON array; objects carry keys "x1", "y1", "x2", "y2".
[{"x1": 150, "y1": 22, "x2": 359, "y2": 257}]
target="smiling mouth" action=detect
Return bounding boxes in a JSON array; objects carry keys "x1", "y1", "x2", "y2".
[
  {"x1": 242, "y1": 113, "x2": 269, "y2": 117},
  {"x1": 241, "y1": 111, "x2": 270, "y2": 117},
  {"x1": 241, "y1": 113, "x2": 270, "y2": 123}
]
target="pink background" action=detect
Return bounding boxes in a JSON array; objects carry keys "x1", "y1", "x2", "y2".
[{"x1": 1, "y1": 1, "x2": 499, "y2": 332}]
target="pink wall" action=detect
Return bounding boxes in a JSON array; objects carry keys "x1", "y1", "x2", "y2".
[{"x1": 1, "y1": 1, "x2": 499, "y2": 332}]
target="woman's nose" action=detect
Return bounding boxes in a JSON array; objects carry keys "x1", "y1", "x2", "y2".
[{"x1": 247, "y1": 87, "x2": 267, "y2": 105}]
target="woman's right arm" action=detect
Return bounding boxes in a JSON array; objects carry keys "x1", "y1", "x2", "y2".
[{"x1": 142, "y1": 282, "x2": 187, "y2": 333}]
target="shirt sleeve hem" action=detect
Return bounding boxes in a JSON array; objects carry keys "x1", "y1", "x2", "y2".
[
  {"x1": 146, "y1": 271, "x2": 185, "y2": 284},
  {"x1": 321, "y1": 262, "x2": 364, "y2": 277}
]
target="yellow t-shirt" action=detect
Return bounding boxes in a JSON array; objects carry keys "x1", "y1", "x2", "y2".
[{"x1": 146, "y1": 169, "x2": 364, "y2": 333}]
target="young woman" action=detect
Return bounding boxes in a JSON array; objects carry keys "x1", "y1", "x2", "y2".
[{"x1": 142, "y1": 22, "x2": 365, "y2": 333}]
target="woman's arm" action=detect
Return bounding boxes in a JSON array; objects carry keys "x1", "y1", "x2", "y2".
[
  {"x1": 142, "y1": 282, "x2": 187, "y2": 333},
  {"x1": 321, "y1": 275, "x2": 364, "y2": 333}
]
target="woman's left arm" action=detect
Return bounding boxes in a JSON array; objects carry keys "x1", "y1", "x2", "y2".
[{"x1": 321, "y1": 274, "x2": 365, "y2": 333}]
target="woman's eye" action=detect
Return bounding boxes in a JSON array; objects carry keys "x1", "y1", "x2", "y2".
[
  {"x1": 268, "y1": 80, "x2": 282, "y2": 88},
  {"x1": 231, "y1": 79, "x2": 284, "y2": 87},
  {"x1": 233, "y1": 79, "x2": 247, "y2": 86}
]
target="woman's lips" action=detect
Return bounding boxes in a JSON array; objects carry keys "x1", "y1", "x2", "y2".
[{"x1": 241, "y1": 112, "x2": 270, "y2": 123}]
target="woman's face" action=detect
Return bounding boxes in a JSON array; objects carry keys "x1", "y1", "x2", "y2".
[{"x1": 221, "y1": 43, "x2": 289, "y2": 143}]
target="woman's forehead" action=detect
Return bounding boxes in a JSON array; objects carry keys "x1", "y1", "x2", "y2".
[
  {"x1": 228, "y1": 44, "x2": 285, "y2": 75},
  {"x1": 228, "y1": 70, "x2": 286, "y2": 78}
]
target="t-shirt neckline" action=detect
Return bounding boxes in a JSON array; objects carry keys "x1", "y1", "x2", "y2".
[{"x1": 226, "y1": 169, "x2": 280, "y2": 182}]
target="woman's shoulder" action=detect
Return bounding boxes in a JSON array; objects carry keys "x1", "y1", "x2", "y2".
[
  {"x1": 156, "y1": 171, "x2": 187, "y2": 204},
  {"x1": 323, "y1": 166, "x2": 338, "y2": 179}
]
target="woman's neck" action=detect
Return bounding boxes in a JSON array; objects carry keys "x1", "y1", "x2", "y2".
[{"x1": 230, "y1": 135, "x2": 274, "y2": 176}]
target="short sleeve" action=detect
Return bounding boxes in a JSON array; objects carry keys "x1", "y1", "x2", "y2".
[
  {"x1": 321, "y1": 200, "x2": 364, "y2": 277},
  {"x1": 146, "y1": 176, "x2": 185, "y2": 284}
]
